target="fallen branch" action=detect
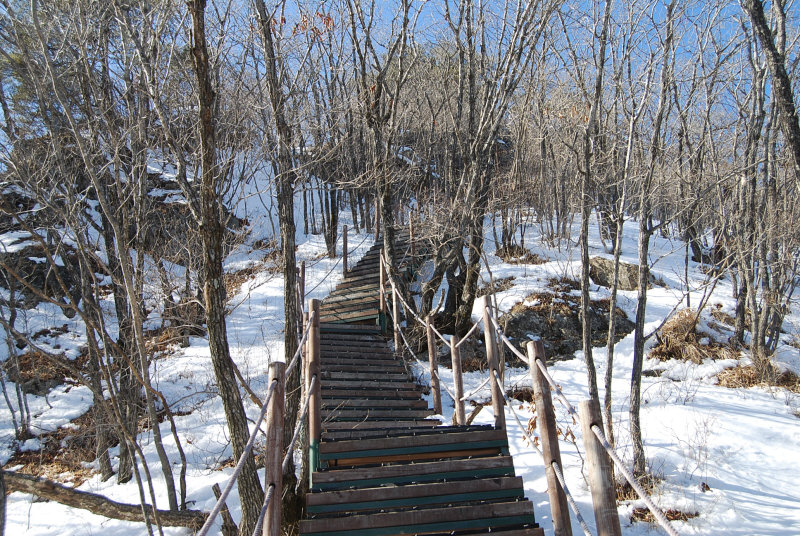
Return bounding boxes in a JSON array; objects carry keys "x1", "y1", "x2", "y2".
[{"x1": 3, "y1": 471, "x2": 207, "y2": 529}]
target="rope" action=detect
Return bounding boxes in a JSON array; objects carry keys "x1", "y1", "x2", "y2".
[
  {"x1": 305, "y1": 232, "x2": 370, "y2": 295},
  {"x1": 489, "y1": 314, "x2": 530, "y2": 364},
  {"x1": 197, "y1": 379, "x2": 278, "y2": 536},
  {"x1": 551, "y1": 460, "x2": 595, "y2": 536},
  {"x1": 454, "y1": 319, "x2": 482, "y2": 348},
  {"x1": 386, "y1": 269, "x2": 452, "y2": 349},
  {"x1": 282, "y1": 375, "x2": 317, "y2": 473},
  {"x1": 590, "y1": 424, "x2": 681, "y2": 536},
  {"x1": 493, "y1": 372, "x2": 594, "y2": 536},
  {"x1": 285, "y1": 310, "x2": 315, "y2": 387},
  {"x1": 251, "y1": 483, "x2": 275, "y2": 536},
  {"x1": 461, "y1": 375, "x2": 492, "y2": 401}
]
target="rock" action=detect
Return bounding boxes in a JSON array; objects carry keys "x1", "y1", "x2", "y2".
[{"x1": 589, "y1": 256, "x2": 653, "y2": 291}]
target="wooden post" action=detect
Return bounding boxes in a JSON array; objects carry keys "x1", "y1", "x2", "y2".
[
  {"x1": 379, "y1": 252, "x2": 387, "y2": 332},
  {"x1": 264, "y1": 361, "x2": 285, "y2": 536},
  {"x1": 342, "y1": 224, "x2": 348, "y2": 275},
  {"x1": 392, "y1": 281, "x2": 400, "y2": 352},
  {"x1": 451, "y1": 333, "x2": 465, "y2": 425},
  {"x1": 528, "y1": 341, "x2": 572, "y2": 536},
  {"x1": 307, "y1": 299, "x2": 322, "y2": 484},
  {"x1": 482, "y1": 295, "x2": 506, "y2": 430},
  {"x1": 579, "y1": 399, "x2": 622, "y2": 536},
  {"x1": 374, "y1": 196, "x2": 380, "y2": 241},
  {"x1": 426, "y1": 315, "x2": 443, "y2": 415},
  {"x1": 299, "y1": 261, "x2": 306, "y2": 310}
]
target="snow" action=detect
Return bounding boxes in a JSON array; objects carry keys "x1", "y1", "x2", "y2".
[{"x1": 2, "y1": 198, "x2": 800, "y2": 536}]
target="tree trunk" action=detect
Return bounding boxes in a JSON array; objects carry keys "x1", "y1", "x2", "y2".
[
  {"x1": 189, "y1": 3, "x2": 264, "y2": 533},
  {"x1": 3, "y1": 471, "x2": 206, "y2": 529}
]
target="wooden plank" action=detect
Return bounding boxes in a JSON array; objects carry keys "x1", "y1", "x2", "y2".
[
  {"x1": 320, "y1": 428, "x2": 507, "y2": 454},
  {"x1": 322, "y1": 420, "x2": 440, "y2": 432},
  {"x1": 322, "y1": 399, "x2": 428, "y2": 409},
  {"x1": 321, "y1": 409, "x2": 433, "y2": 419},
  {"x1": 321, "y1": 380, "x2": 419, "y2": 390},
  {"x1": 299, "y1": 499, "x2": 534, "y2": 534},
  {"x1": 320, "y1": 322, "x2": 381, "y2": 332},
  {"x1": 321, "y1": 311, "x2": 381, "y2": 324},
  {"x1": 321, "y1": 388, "x2": 422, "y2": 399},
  {"x1": 322, "y1": 371, "x2": 410, "y2": 381},
  {"x1": 307, "y1": 476, "x2": 524, "y2": 507},
  {"x1": 322, "y1": 444, "x2": 502, "y2": 465},
  {"x1": 311, "y1": 455, "x2": 516, "y2": 487}
]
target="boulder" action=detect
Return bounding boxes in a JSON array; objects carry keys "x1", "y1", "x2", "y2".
[{"x1": 589, "y1": 256, "x2": 652, "y2": 291}]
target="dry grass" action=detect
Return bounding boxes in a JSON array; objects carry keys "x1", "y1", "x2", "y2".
[
  {"x1": 717, "y1": 364, "x2": 800, "y2": 393},
  {"x1": 631, "y1": 507, "x2": 699, "y2": 523},
  {"x1": 496, "y1": 245, "x2": 548, "y2": 265},
  {"x1": 477, "y1": 276, "x2": 516, "y2": 297},
  {"x1": 649, "y1": 308, "x2": 738, "y2": 363},
  {"x1": 8, "y1": 408, "x2": 100, "y2": 486}
]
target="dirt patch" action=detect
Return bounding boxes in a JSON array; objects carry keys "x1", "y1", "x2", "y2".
[
  {"x1": 3, "y1": 349, "x2": 88, "y2": 396},
  {"x1": 477, "y1": 276, "x2": 516, "y2": 297},
  {"x1": 499, "y1": 281, "x2": 635, "y2": 362},
  {"x1": 496, "y1": 245, "x2": 548, "y2": 265},
  {"x1": 717, "y1": 364, "x2": 800, "y2": 393},
  {"x1": 631, "y1": 507, "x2": 699, "y2": 524},
  {"x1": 649, "y1": 309, "x2": 738, "y2": 364},
  {"x1": 7, "y1": 408, "x2": 101, "y2": 486}
]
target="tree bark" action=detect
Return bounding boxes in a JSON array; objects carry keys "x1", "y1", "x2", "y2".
[
  {"x1": 3, "y1": 471, "x2": 206, "y2": 529},
  {"x1": 189, "y1": 2, "x2": 264, "y2": 533}
]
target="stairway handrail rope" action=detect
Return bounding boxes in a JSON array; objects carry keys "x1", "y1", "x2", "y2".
[
  {"x1": 198, "y1": 289, "x2": 317, "y2": 536},
  {"x1": 384, "y1": 277, "x2": 486, "y2": 408},
  {"x1": 383, "y1": 260, "x2": 452, "y2": 349},
  {"x1": 285, "y1": 309, "x2": 315, "y2": 388},
  {"x1": 282, "y1": 375, "x2": 317, "y2": 473},
  {"x1": 196, "y1": 379, "x2": 278, "y2": 536},
  {"x1": 488, "y1": 310, "x2": 682, "y2": 536},
  {"x1": 251, "y1": 484, "x2": 275, "y2": 536},
  {"x1": 305, "y1": 232, "x2": 371, "y2": 296},
  {"x1": 492, "y1": 371, "x2": 594, "y2": 536}
]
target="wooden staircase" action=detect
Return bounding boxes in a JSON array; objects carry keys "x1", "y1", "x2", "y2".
[{"x1": 300, "y1": 232, "x2": 543, "y2": 536}]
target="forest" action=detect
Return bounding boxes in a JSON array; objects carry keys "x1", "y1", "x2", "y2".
[{"x1": 0, "y1": 0, "x2": 799, "y2": 534}]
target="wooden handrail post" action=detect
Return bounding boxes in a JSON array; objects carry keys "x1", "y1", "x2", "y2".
[
  {"x1": 451, "y1": 333, "x2": 465, "y2": 425},
  {"x1": 579, "y1": 399, "x2": 622, "y2": 536},
  {"x1": 528, "y1": 341, "x2": 572, "y2": 536},
  {"x1": 264, "y1": 361, "x2": 285, "y2": 536},
  {"x1": 482, "y1": 295, "x2": 506, "y2": 430},
  {"x1": 379, "y1": 251, "x2": 388, "y2": 333},
  {"x1": 342, "y1": 224, "x2": 348, "y2": 275},
  {"x1": 392, "y1": 281, "x2": 400, "y2": 352},
  {"x1": 299, "y1": 261, "x2": 306, "y2": 311},
  {"x1": 307, "y1": 299, "x2": 322, "y2": 484},
  {"x1": 426, "y1": 315, "x2": 443, "y2": 415},
  {"x1": 374, "y1": 196, "x2": 380, "y2": 241}
]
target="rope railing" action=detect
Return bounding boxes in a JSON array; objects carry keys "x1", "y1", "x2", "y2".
[
  {"x1": 487, "y1": 307, "x2": 681, "y2": 536},
  {"x1": 196, "y1": 379, "x2": 278, "y2": 536},
  {"x1": 251, "y1": 484, "x2": 275, "y2": 536},
  {"x1": 492, "y1": 371, "x2": 594, "y2": 536},
  {"x1": 282, "y1": 375, "x2": 317, "y2": 473},
  {"x1": 590, "y1": 424, "x2": 681, "y2": 536},
  {"x1": 455, "y1": 319, "x2": 482, "y2": 348},
  {"x1": 285, "y1": 310, "x2": 315, "y2": 387}
]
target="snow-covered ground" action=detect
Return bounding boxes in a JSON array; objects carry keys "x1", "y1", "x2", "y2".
[{"x1": 3, "y1": 203, "x2": 800, "y2": 535}]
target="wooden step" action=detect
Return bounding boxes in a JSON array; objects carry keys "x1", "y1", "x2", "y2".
[
  {"x1": 321, "y1": 362, "x2": 406, "y2": 372},
  {"x1": 321, "y1": 388, "x2": 423, "y2": 399},
  {"x1": 299, "y1": 498, "x2": 536, "y2": 534},
  {"x1": 322, "y1": 399, "x2": 429, "y2": 409},
  {"x1": 320, "y1": 428, "x2": 507, "y2": 456},
  {"x1": 311, "y1": 454, "x2": 516, "y2": 490},
  {"x1": 306, "y1": 476, "x2": 525, "y2": 515},
  {"x1": 322, "y1": 420, "x2": 440, "y2": 435},
  {"x1": 322, "y1": 371, "x2": 410, "y2": 381},
  {"x1": 322, "y1": 408, "x2": 434, "y2": 420}
]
